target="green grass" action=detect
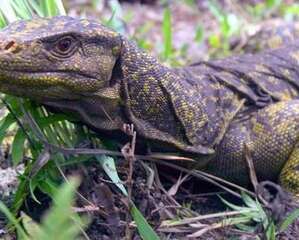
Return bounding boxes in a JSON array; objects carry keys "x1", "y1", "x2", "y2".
[
  {"x1": 162, "y1": 7, "x2": 173, "y2": 60},
  {"x1": 0, "y1": 177, "x2": 87, "y2": 240}
]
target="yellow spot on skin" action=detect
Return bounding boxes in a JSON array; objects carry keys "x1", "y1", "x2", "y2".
[
  {"x1": 252, "y1": 122, "x2": 265, "y2": 135},
  {"x1": 80, "y1": 19, "x2": 90, "y2": 27},
  {"x1": 291, "y1": 50, "x2": 299, "y2": 63},
  {"x1": 25, "y1": 21, "x2": 44, "y2": 30},
  {"x1": 278, "y1": 90, "x2": 292, "y2": 101},
  {"x1": 267, "y1": 36, "x2": 283, "y2": 49},
  {"x1": 143, "y1": 82, "x2": 150, "y2": 94},
  {"x1": 255, "y1": 64, "x2": 269, "y2": 73},
  {"x1": 284, "y1": 69, "x2": 291, "y2": 78}
]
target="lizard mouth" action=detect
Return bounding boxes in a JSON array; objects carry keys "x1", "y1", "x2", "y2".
[
  {"x1": 0, "y1": 68, "x2": 99, "y2": 100},
  {"x1": 0, "y1": 68, "x2": 99, "y2": 95},
  {"x1": 0, "y1": 68, "x2": 95, "y2": 81}
]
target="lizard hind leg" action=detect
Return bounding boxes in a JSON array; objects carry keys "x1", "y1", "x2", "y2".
[{"x1": 279, "y1": 142, "x2": 299, "y2": 198}]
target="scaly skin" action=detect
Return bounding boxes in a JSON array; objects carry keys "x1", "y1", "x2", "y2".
[
  {"x1": 242, "y1": 20, "x2": 299, "y2": 53},
  {"x1": 1, "y1": 16, "x2": 299, "y2": 194}
]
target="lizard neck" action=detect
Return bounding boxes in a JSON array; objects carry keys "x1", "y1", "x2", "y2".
[{"x1": 117, "y1": 39, "x2": 217, "y2": 155}]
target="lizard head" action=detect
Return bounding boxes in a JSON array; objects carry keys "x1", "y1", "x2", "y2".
[{"x1": 0, "y1": 16, "x2": 122, "y2": 100}]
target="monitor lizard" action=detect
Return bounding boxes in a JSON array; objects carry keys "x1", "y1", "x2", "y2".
[{"x1": 0, "y1": 16, "x2": 299, "y2": 196}]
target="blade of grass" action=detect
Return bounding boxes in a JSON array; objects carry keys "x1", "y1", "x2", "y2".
[
  {"x1": 0, "y1": 10, "x2": 7, "y2": 27},
  {"x1": 162, "y1": 8, "x2": 172, "y2": 59},
  {"x1": 131, "y1": 203, "x2": 160, "y2": 240},
  {"x1": 11, "y1": 0, "x2": 32, "y2": 19},
  {"x1": 54, "y1": 0, "x2": 66, "y2": 15},
  {"x1": 97, "y1": 155, "x2": 128, "y2": 196},
  {"x1": 0, "y1": 113, "x2": 16, "y2": 145},
  {"x1": 11, "y1": 128, "x2": 26, "y2": 165},
  {"x1": 0, "y1": 1, "x2": 18, "y2": 23},
  {"x1": 27, "y1": 0, "x2": 45, "y2": 17},
  {"x1": 0, "y1": 202, "x2": 29, "y2": 239},
  {"x1": 280, "y1": 208, "x2": 299, "y2": 231}
]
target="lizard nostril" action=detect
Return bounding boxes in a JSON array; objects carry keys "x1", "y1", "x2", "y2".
[
  {"x1": 4, "y1": 40, "x2": 16, "y2": 51},
  {"x1": 2, "y1": 40, "x2": 22, "y2": 54}
]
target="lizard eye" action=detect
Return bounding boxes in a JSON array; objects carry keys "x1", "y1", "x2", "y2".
[
  {"x1": 57, "y1": 38, "x2": 72, "y2": 52},
  {"x1": 53, "y1": 36, "x2": 77, "y2": 57}
]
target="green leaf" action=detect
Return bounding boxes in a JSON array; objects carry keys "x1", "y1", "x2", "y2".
[
  {"x1": 219, "y1": 195, "x2": 247, "y2": 211},
  {"x1": 162, "y1": 8, "x2": 172, "y2": 59},
  {"x1": 266, "y1": 0, "x2": 281, "y2": 8},
  {"x1": 10, "y1": 0, "x2": 32, "y2": 19},
  {"x1": 3, "y1": 178, "x2": 87, "y2": 240},
  {"x1": 208, "y1": 34, "x2": 221, "y2": 48},
  {"x1": 207, "y1": 0, "x2": 223, "y2": 22},
  {"x1": 280, "y1": 208, "x2": 299, "y2": 231},
  {"x1": 27, "y1": 0, "x2": 45, "y2": 17},
  {"x1": 97, "y1": 155, "x2": 159, "y2": 239},
  {"x1": 131, "y1": 203, "x2": 160, "y2": 240},
  {"x1": 0, "y1": 9, "x2": 7, "y2": 27},
  {"x1": 36, "y1": 177, "x2": 87, "y2": 240},
  {"x1": 194, "y1": 25, "x2": 204, "y2": 43},
  {"x1": 241, "y1": 191, "x2": 258, "y2": 209},
  {"x1": 0, "y1": 202, "x2": 29, "y2": 240},
  {"x1": 38, "y1": 176, "x2": 59, "y2": 197},
  {"x1": 54, "y1": 0, "x2": 66, "y2": 15},
  {"x1": 266, "y1": 221, "x2": 276, "y2": 240},
  {"x1": 38, "y1": 114, "x2": 75, "y2": 128},
  {"x1": 0, "y1": 1, "x2": 19, "y2": 23},
  {"x1": 21, "y1": 212, "x2": 42, "y2": 238},
  {"x1": 11, "y1": 128, "x2": 27, "y2": 165},
  {"x1": 0, "y1": 113, "x2": 16, "y2": 145},
  {"x1": 29, "y1": 179, "x2": 41, "y2": 204},
  {"x1": 97, "y1": 155, "x2": 128, "y2": 196},
  {"x1": 106, "y1": 0, "x2": 125, "y2": 34},
  {"x1": 43, "y1": 0, "x2": 58, "y2": 17}
]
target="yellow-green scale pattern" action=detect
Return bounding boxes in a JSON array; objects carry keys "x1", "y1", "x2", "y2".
[{"x1": 0, "y1": 16, "x2": 299, "y2": 196}]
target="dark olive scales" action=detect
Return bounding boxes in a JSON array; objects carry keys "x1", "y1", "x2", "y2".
[{"x1": 1, "y1": 16, "x2": 299, "y2": 195}]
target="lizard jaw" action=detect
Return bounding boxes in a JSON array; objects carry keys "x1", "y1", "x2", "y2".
[{"x1": 0, "y1": 68, "x2": 100, "y2": 100}]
